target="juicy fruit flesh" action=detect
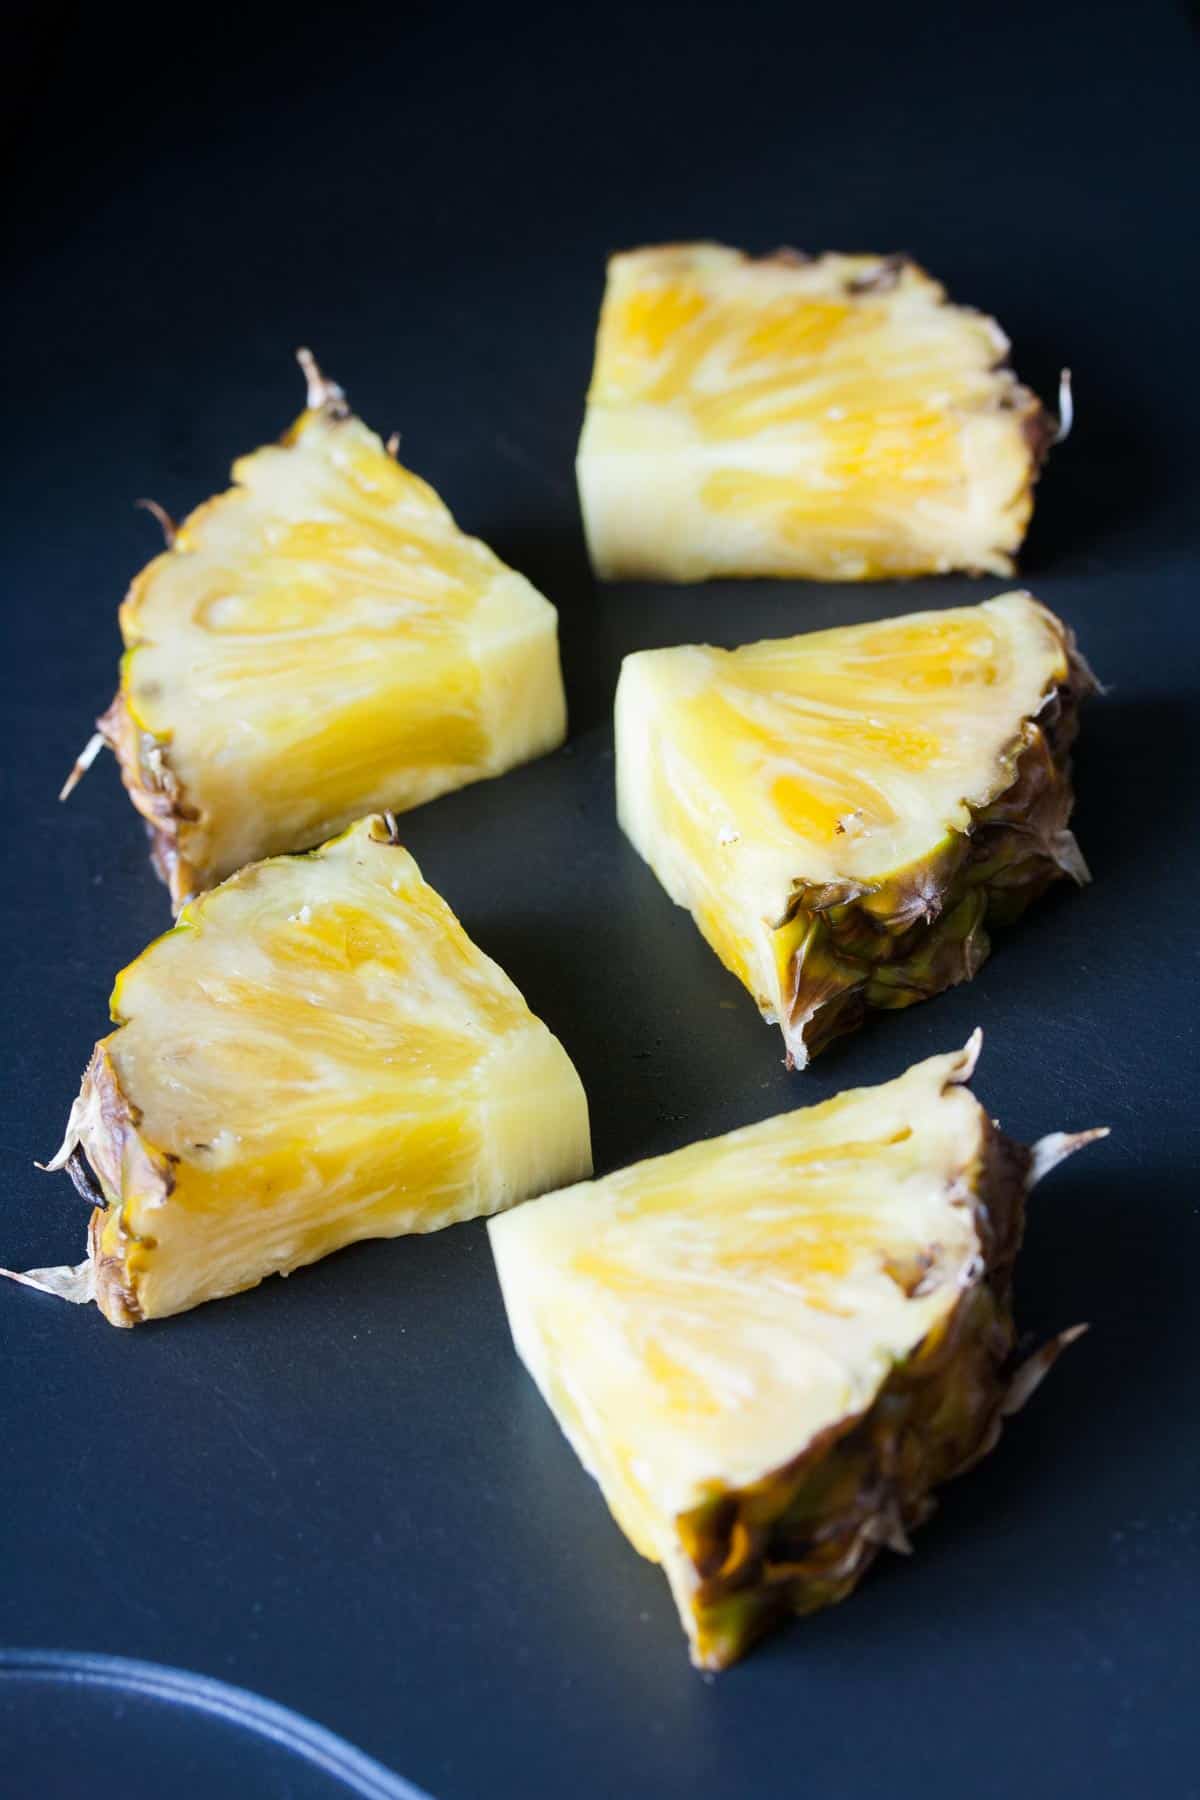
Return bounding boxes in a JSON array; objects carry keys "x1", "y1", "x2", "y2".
[
  {"x1": 578, "y1": 244, "x2": 1044, "y2": 581},
  {"x1": 67, "y1": 817, "x2": 592, "y2": 1323},
  {"x1": 642, "y1": 598, "x2": 1066, "y2": 884},
  {"x1": 489, "y1": 1044, "x2": 1014, "y2": 1664},
  {"x1": 595, "y1": 266, "x2": 999, "y2": 440},
  {"x1": 616, "y1": 592, "x2": 1084, "y2": 1055},
  {"x1": 114, "y1": 398, "x2": 566, "y2": 900}
]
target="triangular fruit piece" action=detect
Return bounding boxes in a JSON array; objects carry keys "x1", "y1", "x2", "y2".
[
  {"x1": 577, "y1": 243, "x2": 1062, "y2": 582},
  {"x1": 18, "y1": 816, "x2": 591, "y2": 1326},
  {"x1": 616, "y1": 591, "x2": 1094, "y2": 1067},
  {"x1": 490, "y1": 1038, "x2": 1103, "y2": 1669},
  {"x1": 70, "y1": 352, "x2": 568, "y2": 910}
]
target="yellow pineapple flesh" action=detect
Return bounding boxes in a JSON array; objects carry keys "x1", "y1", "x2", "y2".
[
  {"x1": 616, "y1": 592, "x2": 1093, "y2": 1066},
  {"x1": 489, "y1": 1039, "x2": 1101, "y2": 1668},
  {"x1": 23, "y1": 816, "x2": 591, "y2": 1326},
  {"x1": 577, "y1": 244, "x2": 1052, "y2": 582},
  {"x1": 86, "y1": 354, "x2": 567, "y2": 910}
]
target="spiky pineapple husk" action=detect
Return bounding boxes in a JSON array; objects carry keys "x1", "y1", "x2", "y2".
[
  {"x1": 780, "y1": 627, "x2": 1096, "y2": 1065},
  {"x1": 96, "y1": 692, "x2": 202, "y2": 912},
  {"x1": 46, "y1": 1042, "x2": 173, "y2": 1327},
  {"x1": 668, "y1": 1125, "x2": 1049, "y2": 1670}
]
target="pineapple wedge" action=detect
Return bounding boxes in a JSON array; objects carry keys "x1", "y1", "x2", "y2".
[
  {"x1": 19, "y1": 816, "x2": 591, "y2": 1326},
  {"x1": 490, "y1": 1038, "x2": 1102, "y2": 1669},
  {"x1": 616, "y1": 592, "x2": 1094, "y2": 1067},
  {"x1": 77, "y1": 353, "x2": 567, "y2": 910},
  {"x1": 577, "y1": 243, "x2": 1055, "y2": 582}
]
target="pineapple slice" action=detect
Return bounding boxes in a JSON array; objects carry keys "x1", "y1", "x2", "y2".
[
  {"x1": 616, "y1": 591, "x2": 1094, "y2": 1067},
  {"x1": 490, "y1": 1038, "x2": 1102, "y2": 1669},
  {"x1": 577, "y1": 243, "x2": 1056, "y2": 582},
  {"x1": 74, "y1": 353, "x2": 567, "y2": 910},
  {"x1": 16, "y1": 816, "x2": 591, "y2": 1326}
]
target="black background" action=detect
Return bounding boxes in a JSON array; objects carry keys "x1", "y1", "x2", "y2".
[{"x1": 3, "y1": 3, "x2": 1198, "y2": 1795}]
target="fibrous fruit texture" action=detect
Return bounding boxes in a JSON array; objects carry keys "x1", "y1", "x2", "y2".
[
  {"x1": 616, "y1": 592, "x2": 1093, "y2": 1067},
  {"x1": 80, "y1": 353, "x2": 567, "y2": 910},
  {"x1": 577, "y1": 243, "x2": 1055, "y2": 583},
  {"x1": 22, "y1": 816, "x2": 591, "y2": 1326},
  {"x1": 490, "y1": 1039, "x2": 1101, "y2": 1669}
]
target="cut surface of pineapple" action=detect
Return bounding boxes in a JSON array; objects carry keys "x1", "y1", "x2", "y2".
[
  {"x1": 489, "y1": 1039, "x2": 1100, "y2": 1669},
  {"x1": 617, "y1": 591, "x2": 1093, "y2": 1067},
  {"x1": 90, "y1": 354, "x2": 567, "y2": 909},
  {"x1": 577, "y1": 243, "x2": 1053, "y2": 582},
  {"x1": 34, "y1": 816, "x2": 591, "y2": 1326}
]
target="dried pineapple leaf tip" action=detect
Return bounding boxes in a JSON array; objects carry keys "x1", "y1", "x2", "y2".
[
  {"x1": 135, "y1": 496, "x2": 178, "y2": 546},
  {"x1": 58, "y1": 731, "x2": 107, "y2": 802},
  {"x1": 35, "y1": 1100, "x2": 85, "y2": 1172},
  {"x1": 1028, "y1": 1127, "x2": 1109, "y2": 1188},
  {"x1": 0, "y1": 1260, "x2": 95, "y2": 1306},
  {"x1": 1001, "y1": 1323, "x2": 1088, "y2": 1417},
  {"x1": 864, "y1": 1503, "x2": 914, "y2": 1556},
  {"x1": 296, "y1": 347, "x2": 349, "y2": 416},
  {"x1": 950, "y1": 1028, "x2": 984, "y2": 1083},
  {"x1": 1073, "y1": 646, "x2": 1108, "y2": 698},
  {"x1": 1049, "y1": 830, "x2": 1091, "y2": 887},
  {"x1": 1054, "y1": 368, "x2": 1074, "y2": 445}
]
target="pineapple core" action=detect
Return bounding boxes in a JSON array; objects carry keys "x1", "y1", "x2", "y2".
[
  {"x1": 94, "y1": 356, "x2": 568, "y2": 909},
  {"x1": 616, "y1": 591, "x2": 1092, "y2": 1066},
  {"x1": 490, "y1": 1040, "x2": 1096, "y2": 1668},
  {"x1": 43, "y1": 816, "x2": 591, "y2": 1325},
  {"x1": 577, "y1": 243, "x2": 1051, "y2": 582}
]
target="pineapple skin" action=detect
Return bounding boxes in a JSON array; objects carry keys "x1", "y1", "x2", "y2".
[
  {"x1": 97, "y1": 380, "x2": 568, "y2": 911},
  {"x1": 578, "y1": 244, "x2": 1053, "y2": 584},
  {"x1": 616, "y1": 594, "x2": 1095, "y2": 1067},
  {"x1": 49, "y1": 816, "x2": 592, "y2": 1326}
]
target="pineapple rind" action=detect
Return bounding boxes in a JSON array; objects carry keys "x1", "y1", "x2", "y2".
[
  {"x1": 99, "y1": 388, "x2": 567, "y2": 911},
  {"x1": 578, "y1": 244, "x2": 1051, "y2": 583},
  {"x1": 54, "y1": 816, "x2": 592, "y2": 1326}
]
